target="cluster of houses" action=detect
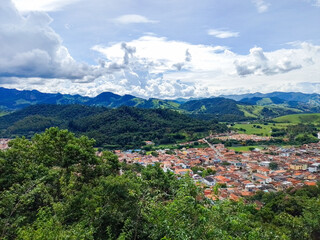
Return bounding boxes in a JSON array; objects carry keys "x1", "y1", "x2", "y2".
[
  {"x1": 211, "y1": 133, "x2": 271, "y2": 141},
  {"x1": 115, "y1": 139, "x2": 320, "y2": 202},
  {"x1": 0, "y1": 138, "x2": 10, "y2": 150}
]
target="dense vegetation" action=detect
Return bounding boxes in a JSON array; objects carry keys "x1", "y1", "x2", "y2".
[
  {"x1": 0, "y1": 105, "x2": 227, "y2": 148},
  {"x1": 231, "y1": 121, "x2": 319, "y2": 145},
  {"x1": 0, "y1": 128, "x2": 319, "y2": 239}
]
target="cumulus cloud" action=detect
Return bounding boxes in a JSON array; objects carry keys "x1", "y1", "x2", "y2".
[
  {"x1": 234, "y1": 47, "x2": 302, "y2": 76},
  {"x1": 91, "y1": 39, "x2": 208, "y2": 98},
  {"x1": 0, "y1": 0, "x2": 103, "y2": 82},
  {"x1": 2, "y1": 37, "x2": 320, "y2": 98},
  {"x1": 252, "y1": 0, "x2": 270, "y2": 13},
  {"x1": 207, "y1": 29, "x2": 239, "y2": 38},
  {"x1": 92, "y1": 37, "x2": 319, "y2": 98},
  {"x1": 185, "y1": 49, "x2": 192, "y2": 62},
  {"x1": 172, "y1": 49, "x2": 192, "y2": 71},
  {"x1": 112, "y1": 14, "x2": 158, "y2": 24},
  {"x1": 1, "y1": 0, "x2": 320, "y2": 99}
]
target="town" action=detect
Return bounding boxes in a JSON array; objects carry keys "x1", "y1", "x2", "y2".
[
  {"x1": 2, "y1": 133, "x2": 319, "y2": 202},
  {"x1": 114, "y1": 134, "x2": 320, "y2": 202}
]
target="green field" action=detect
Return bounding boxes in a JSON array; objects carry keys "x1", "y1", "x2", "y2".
[
  {"x1": 0, "y1": 111, "x2": 8, "y2": 117},
  {"x1": 232, "y1": 123, "x2": 289, "y2": 136},
  {"x1": 274, "y1": 113, "x2": 320, "y2": 124},
  {"x1": 227, "y1": 145, "x2": 263, "y2": 152}
]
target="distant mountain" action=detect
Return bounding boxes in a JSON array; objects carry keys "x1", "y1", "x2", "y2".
[
  {"x1": 221, "y1": 91, "x2": 320, "y2": 105},
  {"x1": 239, "y1": 97, "x2": 286, "y2": 105},
  {"x1": 1, "y1": 87, "x2": 320, "y2": 121},
  {"x1": 0, "y1": 87, "x2": 182, "y2": 111},
  {"x1": 222, "y1": 92, "x2": 320, "y2": 113},
  {"x1": 0, "y1": 87, "x2": 90, "y2": 110}
]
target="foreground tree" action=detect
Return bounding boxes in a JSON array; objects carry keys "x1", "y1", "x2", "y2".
[{"x1": 0, "y1": 128, "x2": 319, "y2": 239}]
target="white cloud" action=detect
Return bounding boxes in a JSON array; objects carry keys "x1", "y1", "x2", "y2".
[
  {"x1": 91, "y1": 37, "x2": 320, "y2": 98},
  {"x1": 1, "y1": 0, "x2": 320, "y2": 99},
  {"x1": 234, "y1": 47, "x2": 302, "y2": 76},
  {"x1": 0, "y1": 1, "x2": 208, "y2": 99},
  {"x1": 112, "y1": 14, "x2": 158, "y2": 24},
  {"x1": 12, "y1": 0, "x2": 81, "y2": 12},
  {"x1": 0, "y1": 0, "x2": 103, "y2": 82},
  {"x1": 207, "y1": 29, "x2": 239, "y2": 38},
  {"x1": 252, "y1": 0, "x2": 270, "y2": 13}
]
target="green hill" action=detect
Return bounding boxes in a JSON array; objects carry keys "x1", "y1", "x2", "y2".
[
  {"x1": 0, "y1": 105, "x2": 227, "y2": 148},
  {"x1": 239, "y1": 104, "x2": 302, "y2": 119},
  {"x1": 273, "y1": 113, "x2": 320, "y2": 124}
]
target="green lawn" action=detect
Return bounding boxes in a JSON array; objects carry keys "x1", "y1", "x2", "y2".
[
  {"x1": 273, "y1": 113, "x2": 320, "y2": 124},
  {"x1": 227, "y1": 145, "x2": 263, "y2": 152}
]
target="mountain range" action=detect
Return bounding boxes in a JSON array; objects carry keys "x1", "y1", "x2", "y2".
[{"x1": 1, "y1": 87, "x2": 320, "y2": 120}]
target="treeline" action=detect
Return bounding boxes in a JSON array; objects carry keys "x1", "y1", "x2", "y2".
[
  {"x1": 0, "y1": 105, "x2": 227, "y2": 148},
  {"x1": 271, "y1": 123, "x2": 319, "y2": 144},
  {"x1": 0, "y1": 128, "x2": 319, "y2": 239}
]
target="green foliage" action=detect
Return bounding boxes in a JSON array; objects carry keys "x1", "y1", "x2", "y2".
[
  {"x1": 285, "y1": 124, "x2": 319, "y2": 144},
  {"x1": 1, "y1": 128, "x2": 320, "y2": 240},
  {"x1": 0, "y1": 105, "x2": 227, "y2": 148},
  {"x1": 269, "y1": 162, "x2": 278, "y2": 170}
]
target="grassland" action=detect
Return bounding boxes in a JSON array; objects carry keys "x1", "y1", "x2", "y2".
[
  {"x1": 232, "y1": 123, "x2": 290, "y2": 136},
  {"x1": 238, "y1": 104, "x2": 302, "y2": 119},
  {"x1": 227, "y1": 145, "x2": 263, "y2": 152},
  {"x1": 0, "y1": 111, "x2": 8, "y2": 117},
  {"x1": 273, "y1": 113, "x2": 320, "y2": 124},
  {"x1": 237, "y1": 105, "x2": 264, "y2": 118}
]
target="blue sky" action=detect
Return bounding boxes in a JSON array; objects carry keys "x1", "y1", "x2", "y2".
[{"x1": 1, "y1": 0, "x2": 320, "y2": 98}]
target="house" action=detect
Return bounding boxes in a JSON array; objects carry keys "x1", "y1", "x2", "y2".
[
  {"x1": 290, "y1": 163, "x2": 308, "y2": 171},
  {"x1": 257, "y1": 167, "x2": 270, "y2": 176},
  {"x1": 203, "y1": 176, "x2": 216, "y2": 186},
  {"x1": 145, "y1": 141, "x2": 154, "y2": 145},
  {"x1": 192, "y1": 174, "x2": 202, "y2": 180},
  {"x1": 305, "y1": 181, "x2": 317, "y2": 186},
  {"x1": 252, "y1": 173, "x2": 272, "y2": 184},
  {"x1": 214, "y1": 175, "x2": 231, "y2": 184},
  {"x1": 259, "y1": 161, "x2": 270, "y2": 167},
  {"x1": 308, "y1": 163, "x2": 320, "y2": 173},
  {"x1": 229, "y1": 193, "x2": 240, "y2": 201},
  {"x1": 174, "y1": 169, "x2": 192, "y2": 175}
]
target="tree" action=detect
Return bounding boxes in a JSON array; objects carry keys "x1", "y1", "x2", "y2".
[{"x1": 269, "y1": 162, "x2": 278, "y2": 170}]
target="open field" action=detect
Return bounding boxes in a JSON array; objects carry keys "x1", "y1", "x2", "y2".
[
  {"x1": 232, "y1": 123, "x2": 290, "y2": 136},
  {"x1": 0, "y1": 112, "x2": 8, "y2": 117},
  {"x1": 273, "y1": 113, "x2": 320, "y2": 124},
  {"x1": 227, "y1": 145, "x2": 263, "y2": 152}
]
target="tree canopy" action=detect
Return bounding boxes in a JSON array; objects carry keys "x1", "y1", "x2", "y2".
[{"x1": 0, "y1": 128, "x2": 319, "y2": 239}]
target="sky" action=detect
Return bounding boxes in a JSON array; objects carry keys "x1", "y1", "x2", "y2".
[{"x1": 0, "y1": 0, "x2": 320, "y2": 99}]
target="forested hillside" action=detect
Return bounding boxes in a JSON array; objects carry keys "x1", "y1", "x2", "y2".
[
  {"x1": 0, "y1": 105, "x2": 227, "y2": 148},
  {"x1": 0, "y1": 128, "x2": 319, "y2": 240}
]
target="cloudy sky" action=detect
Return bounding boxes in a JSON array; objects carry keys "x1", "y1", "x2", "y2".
[{"x1": 1, "y1": 0, "x2": 320, "y2": 99}]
